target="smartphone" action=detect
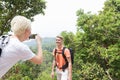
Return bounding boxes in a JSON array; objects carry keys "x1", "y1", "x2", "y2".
[{"x1": 29, "y1": 34, "x2": 37, "y2": 39}]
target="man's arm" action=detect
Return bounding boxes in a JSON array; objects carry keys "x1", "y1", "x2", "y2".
[
  {"x1": 30, "y1": 35, "x2": 43, "y2": 64},
  {"x1": 51, "y1": 59, "x2": 56, "y2": 78},
  {"x1": 51, "y1": 49, "x2": 56, "y2": 78},
  {"x1": 52, "y1": 59, "x2": 56, "y2": 72},
  {"x1": 67, "y1": 57, "x2": 72, "y2": 80},
  {"x1": 65, "y1": 48, "x2": 72, "y2": 80}
]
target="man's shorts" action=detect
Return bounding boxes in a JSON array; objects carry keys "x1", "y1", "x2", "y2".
[{"x1": 56, "y1": 68, "x2": 68, "y2": 80}]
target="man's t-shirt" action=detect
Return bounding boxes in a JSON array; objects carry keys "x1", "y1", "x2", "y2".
[
  {"x1": 0, "y1": 37, "x2": 35, "y2": 78},
  {"x1": 53, "y1": 48, "x2": 70, "y2": 69}
]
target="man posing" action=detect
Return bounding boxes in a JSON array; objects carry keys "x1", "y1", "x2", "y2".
[{"x1": 51, "y1": 36, "x2": 72, "y2": 80}]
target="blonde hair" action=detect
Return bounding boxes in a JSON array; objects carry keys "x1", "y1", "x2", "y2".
[
  {"x1": 56, "y1": 35, "x2": 63, "y2": 40},
  {"x1": 11, "y1": 15, "x2": 31, "y2": 36}
]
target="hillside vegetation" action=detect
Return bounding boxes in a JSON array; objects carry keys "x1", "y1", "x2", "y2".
[{"x1": 0, "y1": 0, "x2": 120, "y2": 80}]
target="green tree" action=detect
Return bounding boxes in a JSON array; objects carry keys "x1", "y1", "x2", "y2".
[
  {"x1": 61, "y1": 31, "x2": 75, "y2": 51},
  {"x1": 73, "y1": 0, "x2": 120, "y2": 80},
  {"x1": 0, "y1": 0, "x2": 46, "y2": 35},
  {"x1": 1, "y1": 50, "x2": 53, "y2": 80}
]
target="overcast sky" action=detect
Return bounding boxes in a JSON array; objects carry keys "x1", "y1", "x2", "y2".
[{"x1": 31, "y1": 0, "x2": 106, "y2": 38}]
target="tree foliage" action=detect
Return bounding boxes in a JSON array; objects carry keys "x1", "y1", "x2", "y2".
[
  {"x1": 61, "y1": 31, "x2": 75, "y2": 50},
  {"x1": 0, "y1": 0, "x2": 46, "y2": 35},
  {"x1": 73, "y1": 0, "x2": 120, "y2": 79},
  {"x1": 1, "y1": 0, "x2": 120, "y2": 80},
  {"x1": 0, "y1": 50, "x2": 53, "y2": 80}
]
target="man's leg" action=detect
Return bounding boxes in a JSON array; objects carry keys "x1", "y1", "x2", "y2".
[
  {"x1": 61, "y1": 69, "x2": 68, "y2": 80},
  {"x1": 56, "y1": 68, "x2": 62, "y2": 80}
]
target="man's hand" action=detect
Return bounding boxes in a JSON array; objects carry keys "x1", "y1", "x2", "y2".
[
  {"x1": 68, "y1": 77, "x2": 72, "y2": 80},
  {"x1": 51, "y1": 71, "x2": 54, "y2": 78}
]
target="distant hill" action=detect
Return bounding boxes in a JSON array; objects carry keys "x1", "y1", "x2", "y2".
[
  {"x1": 42, "y1": 37, "x2": 56, "y2": 52},
  {"x1": 42, "y1": 37, "x2": 55, "y2": 45},
  {"x1": 23, "y1": 37, "x2": 56, "y2": 52}
]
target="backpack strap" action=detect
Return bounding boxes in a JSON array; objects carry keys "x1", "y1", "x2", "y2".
[
  {"x1": 54, "y1": 48, "x2": 57, "y2": 67},
  {"x1": 61, "y1": 47, "x2": 68, "y2": 71},
  {"x1": 54, "y1": 48, "x2": 57, "y2": 56},
  {"x1": 0, "y1": 35, "x2": 10, "y2": 56}
]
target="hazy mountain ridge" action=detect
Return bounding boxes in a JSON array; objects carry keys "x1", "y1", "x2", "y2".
[{"x1": 23, "y1": 37, "x2": 56, "y2": 52}]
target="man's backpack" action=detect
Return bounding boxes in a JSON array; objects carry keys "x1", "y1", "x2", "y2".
[
  {"x1": 62, "y1": 47, "x2": 74, "y2": 64},
  {"x1": 0, "y1": 35, "x2": 10, "y2": 56},
  {"x1": 55, "y1": 47, "x2": 74, "y2": 71}
]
